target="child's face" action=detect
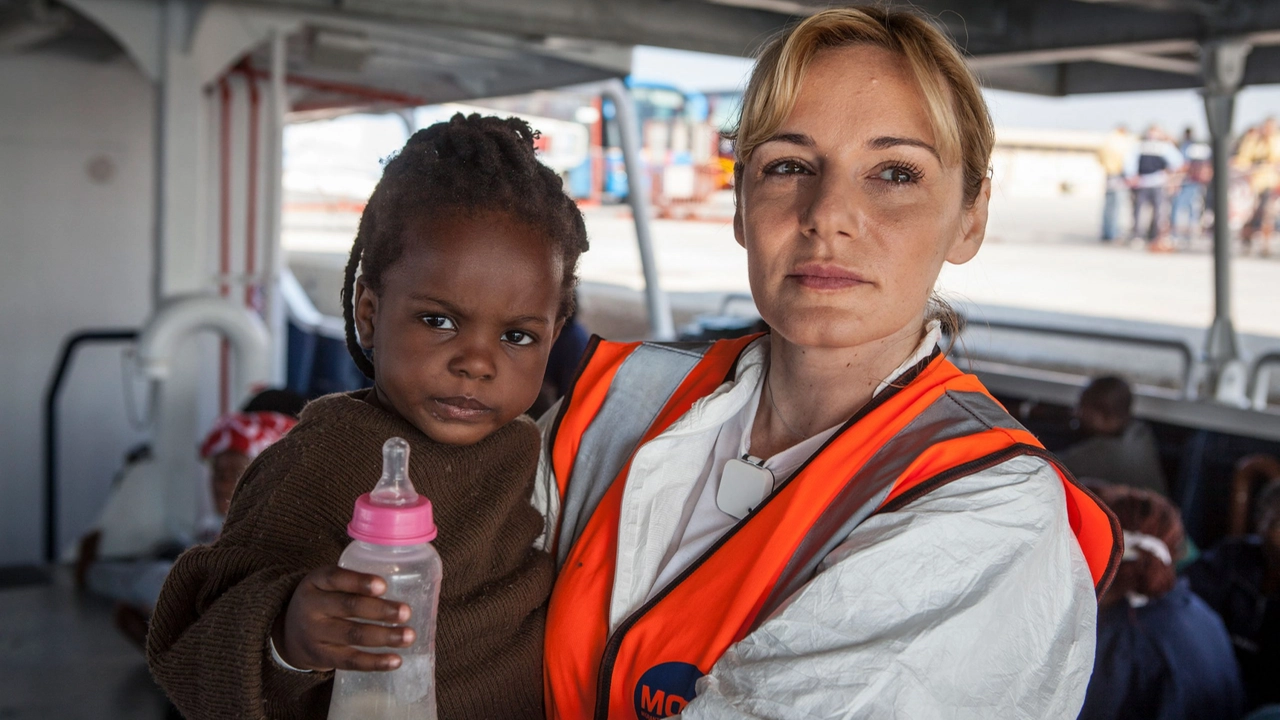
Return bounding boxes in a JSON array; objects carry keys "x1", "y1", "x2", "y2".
[{"x1": 355, "y1": 210, "x2": 564, "y2": 445}]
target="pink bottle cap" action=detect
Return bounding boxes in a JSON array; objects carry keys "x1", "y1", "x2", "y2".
[{"x1": 347, "y1": 438, "x2": 438, "y2": 545}]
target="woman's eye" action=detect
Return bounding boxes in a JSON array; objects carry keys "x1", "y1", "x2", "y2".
[
  {"x1": 421, "y1": 315, "x2": 456, "y2": 331},
  {"x1": 877, "y1": 166, "x2": 917, "y2": 184},
  {"x1": 763, "y1": 160, "x2": 810, "y2": 176},
  {"x1": 503, "y1": 330, "x2": 535, "y2": 346}
]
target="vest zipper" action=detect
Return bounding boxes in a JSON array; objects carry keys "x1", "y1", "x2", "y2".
[{"x1": 588, "y1": 348, "x2": 941, "y2": 719}]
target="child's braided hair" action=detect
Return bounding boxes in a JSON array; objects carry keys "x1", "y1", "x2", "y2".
[{"x1": 340, "y1": 113, "x2": 589, "y2": 380}]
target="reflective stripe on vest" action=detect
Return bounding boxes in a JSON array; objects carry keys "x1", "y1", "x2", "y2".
[
  {"x1": 554, "y1": 340, "x2": 720, "y2": 567},
  {"x1": 544, "y1": 336, "x2": 1121, "y2": 720}
]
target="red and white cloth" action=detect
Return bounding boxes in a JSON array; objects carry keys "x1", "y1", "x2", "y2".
[{"x1": 199, "y1": 411, "x2": 297, "y2": 460}]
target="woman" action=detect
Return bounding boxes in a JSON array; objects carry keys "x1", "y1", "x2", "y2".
[
  {"x1": 1079, "y1": 485, "x2": 1244, "y2": 720},
  {"x1": 535, "y1": 7, "x2": 1119, "y2": 719}
]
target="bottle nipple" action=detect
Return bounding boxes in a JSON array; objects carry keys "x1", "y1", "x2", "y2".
[
  {"x1": 348, "y1": 437, "x2": 437, "y2": 545},
  {"x1": 369, "y1": 438, "x2": 417, "y2": 506}
]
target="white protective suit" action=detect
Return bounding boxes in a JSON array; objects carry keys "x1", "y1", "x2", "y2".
[{"x1": 534, "y1": 326, "x2": 1097, "y2": 719}]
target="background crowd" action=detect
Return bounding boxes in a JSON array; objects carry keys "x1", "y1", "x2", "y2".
[{"x1": 1099, "y1": 117, "x2": 1280, "y2": 255}]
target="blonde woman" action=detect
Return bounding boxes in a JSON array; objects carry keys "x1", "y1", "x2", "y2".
[{"x1": 537, "y1": 7, "x2": 1120, "y2": 718}]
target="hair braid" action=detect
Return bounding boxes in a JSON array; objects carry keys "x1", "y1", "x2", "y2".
[
  {"x1": 339, "y1": 113, "x2": 589, "y2": 379},
  {"x1": 341, "y1": 212, "x2": 377, "y2": 380}
]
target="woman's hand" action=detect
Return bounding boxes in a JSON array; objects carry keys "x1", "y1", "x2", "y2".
[{"x1": 274, "y1": 565, "x2": 414, "y2": 672}]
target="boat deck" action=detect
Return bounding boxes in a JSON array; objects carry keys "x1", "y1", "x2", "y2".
[{"x1": 0, "y1": 566, "x2": 173, "y2": 720}]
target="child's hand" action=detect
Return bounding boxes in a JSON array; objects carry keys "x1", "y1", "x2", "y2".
[{"x1": 275, "y1": 565, "x2": 414, "y2": 672}]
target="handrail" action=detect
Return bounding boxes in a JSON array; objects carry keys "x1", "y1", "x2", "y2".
[
  {"x1": 1250, "y1": 351, "x2": 1280, "y2": 410},
  {"x1": 43, "y1": 329, "x2": 139, "y2": 563},
  {"x1": 954, "y1": 315, "x2": 1199, "y2": 394}
]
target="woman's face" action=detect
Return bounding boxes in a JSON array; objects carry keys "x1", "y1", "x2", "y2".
[{"x1": 735, "y1": 44, "x2": 989, "y2": 350}]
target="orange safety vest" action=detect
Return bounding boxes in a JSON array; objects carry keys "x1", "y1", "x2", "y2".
[{"x1": 544, "y1": 335, "x2": 1120, "y2": 720}]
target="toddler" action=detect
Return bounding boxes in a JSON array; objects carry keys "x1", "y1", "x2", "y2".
[{"x1": 147, "y1": 114, "x2": 589, "y2": 720}]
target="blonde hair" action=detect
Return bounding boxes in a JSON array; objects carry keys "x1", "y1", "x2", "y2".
[{"x1": 729, "y1": 6, "x2": 994, "y2": 206}]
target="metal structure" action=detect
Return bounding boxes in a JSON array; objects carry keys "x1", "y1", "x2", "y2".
[
  {"x1": 603, "y1": 78, "x2": 677, "y2": 340},
  {"x1": 42, "y1": 330, "x2": 139, "y2": 563}
]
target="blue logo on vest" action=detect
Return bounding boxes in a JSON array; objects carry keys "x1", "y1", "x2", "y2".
[{"x1": 634, "y1": 662, "x2": 703, "y2": 719}]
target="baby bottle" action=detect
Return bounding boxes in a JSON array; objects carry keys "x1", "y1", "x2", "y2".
[{"x1": 328, "y1": 437, "x2": 443, "y2": 720}]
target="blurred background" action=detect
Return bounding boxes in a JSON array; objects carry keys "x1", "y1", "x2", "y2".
[{"x1": 3, "y1": 0, "x2": 1280, "y2": 717}]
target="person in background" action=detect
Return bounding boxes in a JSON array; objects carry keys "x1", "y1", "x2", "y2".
[
  {"x1": 198, "y1": 410, "x2": 299, "y2": 529},
  {"x1": 1171, "y1": 127, "x2": 1212, "y2": 246},
  {"x1": 1079, "y1": 485, "x2": 1244, "y2": 720},
  {"x1": 1235, "y1": 117, "x2": 1280, "y2": 257},
  {"x1": 1125, "y1": 125, "x2": 1184, "y2": 251},
  {"x1": 1186, "y1": 479, "x2": 1280, "y2": 712},
  {"x1": 1100, "y1": 124, "x2": 1134, "y2": 242},
  {"x1": 81, "y1": 396, "x2": 298, "y2": 649},
  {"x1": 1057, "y1": 376, "x2": 1169, "y2": 496}
]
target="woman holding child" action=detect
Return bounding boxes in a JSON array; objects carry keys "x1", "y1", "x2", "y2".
[
  {"x1": 148, "y1": 6, "x2": 1118, "y2": 720},
  {"x1": 537, "y1": 7, "x2": 1119, "y2": 719}
]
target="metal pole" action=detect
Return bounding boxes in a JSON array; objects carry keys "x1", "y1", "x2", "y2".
[
  {"x1": 1205, "y1": 92, "x2": 1235, "y2": 343},
  {"x1": 603, "y1": 78, "x2": 676, "y2": 340},
  {"x1": 1200, "y1": 39, "x2": 1251, "y2": 404},
  {"x1": 264, "y1": 28, "x2": 288, "y2": 384},
  {"x1": 43, "y1": 331, "x2": 140, "y2": 563}
]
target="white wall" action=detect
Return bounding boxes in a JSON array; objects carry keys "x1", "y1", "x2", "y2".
[{"x1": 0, "y1": 52, "x2": 155, "y2": 565}]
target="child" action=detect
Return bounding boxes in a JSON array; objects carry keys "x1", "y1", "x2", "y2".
[
  {"x1": 147, "y1": 114, "x2": 589, "y2": 720},
  {"x1": 1079, "y1": 485, "x2": 1244, "y2": 720}
]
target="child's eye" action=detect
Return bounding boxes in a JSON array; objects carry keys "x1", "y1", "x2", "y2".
[
  {"x1": 421, "y1": 315, "x2": 456, "y2": 331},
  {"x1": 876, "y1": 165, "x2": 921, "y2": 184},
  {"x1": 502, "y1": 330, "x2": 535, "y2": 346}
]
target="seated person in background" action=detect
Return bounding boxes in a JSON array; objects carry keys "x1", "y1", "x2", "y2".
[
  {"x1": 198, "y1": 409, "x2": 300, "y2": 534},
  {"x1": 1058, "y1": 376, "x2": 1169, "y2": 496},
  {"x1": 1186, "y1": 479, "x2": 1280, "y2": 712},
  {"x1": 1079, "y1": 485, "x2": 1244, "y2": 720},
  {"x1": 81, "y1": 395, "x2": 298, "y2": 648}
]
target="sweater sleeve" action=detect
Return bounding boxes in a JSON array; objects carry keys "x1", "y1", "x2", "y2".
[
  {"x1": 147, "y1": 454, "x2": 346, "y2": 720},
  {"x1": 147, "y1": 546, "x2": 331, "y2": 719},
  {"x1": 680, "y1": 455, "x2": 1097, "y2": 720}
]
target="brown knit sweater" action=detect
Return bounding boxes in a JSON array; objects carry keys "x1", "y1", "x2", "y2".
[{"x1": 147, "y1": 390, "x2": 553, "y2": 720}]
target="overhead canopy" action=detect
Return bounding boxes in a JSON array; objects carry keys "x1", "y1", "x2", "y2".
[
  {"x1": 245, "y1": 22, "x2": 631, "y2": 116},
  {"x1": 0, "y1": 0, "x2": 632, "y2": 114},
  {"x1": 217, "y1": 0, "x2": 1280, "y2": 96},
  {"x1": 9, "y1": 0, "x2": 1280, "y2": 101}
]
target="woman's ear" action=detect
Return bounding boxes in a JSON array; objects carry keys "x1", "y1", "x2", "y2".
[
  {"x1": 353, "y1": 277, "x2": 378, "y2": 350},
  {"x1": 946, "y1": 177, "x2": 990, "y2": 265}
]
